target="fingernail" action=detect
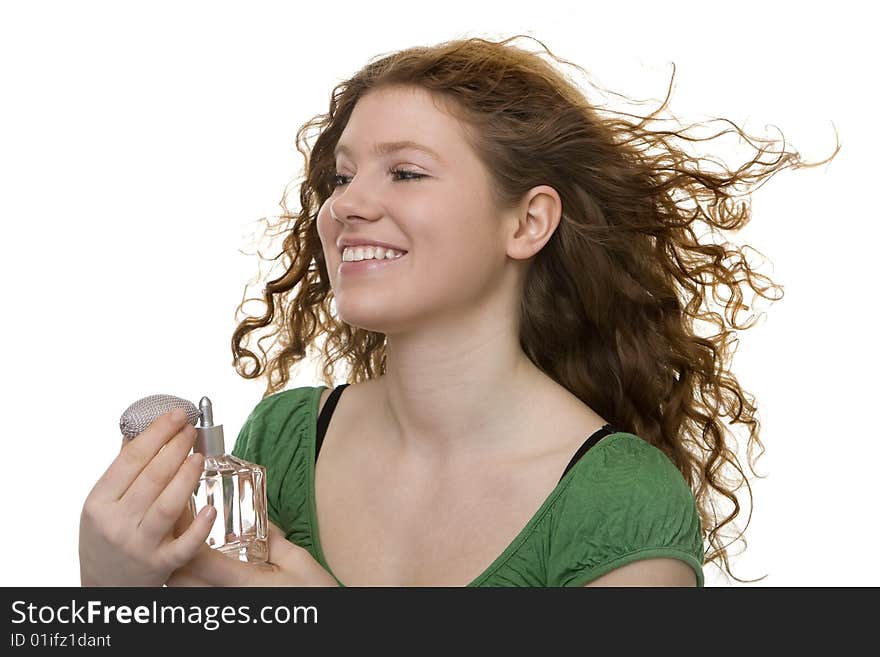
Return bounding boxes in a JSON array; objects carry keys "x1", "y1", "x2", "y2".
[{"x1": 171, "y1": 408, "x2": 186, "y2": 422}]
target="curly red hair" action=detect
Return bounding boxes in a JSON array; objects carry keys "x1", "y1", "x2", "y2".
[{"x1": 230, "y1": 35, "x2": 839, "y2": 584}]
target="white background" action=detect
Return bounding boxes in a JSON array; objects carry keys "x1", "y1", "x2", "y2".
[{"x1": 1, "y1": 0, "x2": 875, "y2": 587}]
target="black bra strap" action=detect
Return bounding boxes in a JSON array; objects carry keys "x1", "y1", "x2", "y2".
[
  {"x1": 316, "y1": 383, "x2": 350, "y2": 462},
  {"x1": 557, "y1": 423, "x2": 620, "y2": 484}
]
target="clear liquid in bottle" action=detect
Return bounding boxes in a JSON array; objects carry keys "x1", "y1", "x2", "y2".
[
  {"x1": 190, "y1": 453, "x2": 268, "y2": 563},
  {"x1": 189, "y1": 396, "x2": 268, "y2": 563}
]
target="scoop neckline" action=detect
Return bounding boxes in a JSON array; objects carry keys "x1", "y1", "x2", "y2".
[{"x1": 304, "y1": 385, "x2": 625, "y2": 587}]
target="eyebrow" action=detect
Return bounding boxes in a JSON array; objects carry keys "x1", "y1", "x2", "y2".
[{"x1": 333, "y1": 140, "x2": 444, "y2": 163}]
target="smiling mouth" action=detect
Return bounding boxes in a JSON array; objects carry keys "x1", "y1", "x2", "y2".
[
  {"x1": 341, "y1": 253, "x2": 407, "y2": 263},
  {"x1": 339, "y1": 246, "x2": 408, "y2": 260},
  {"x1": 337, "y1": 251, "x2": 408, "y2": 274}
]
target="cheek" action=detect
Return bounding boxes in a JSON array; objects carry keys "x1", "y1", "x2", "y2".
[
  {"x1": 424, "y1": 225, "x2": 500, "y2": 284},
  {"x1": 446, "y1": 247, "x2": 499, "y2": 290},
  {"x1": 316, "y1": 200, "x2": 331, "y2": 234},
  {"x1": 316, "y1": 204, "x2": 338, "y2": 254}
]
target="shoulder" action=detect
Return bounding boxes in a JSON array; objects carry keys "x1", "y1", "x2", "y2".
[
  {"x1": 563, "y1": 432, "x2": 694, "y2": 501},
  {"x1": 229, "y1": 385, "x2": 326, "y2": 531},
  {"x1": 548, "y1": 432, "x2": 705, "y2": 586},
  {"x1": 560, "y1": 432, "x2": 695, "y2": 494},
  {"x1": 249, "y1": 385, "x2": 324, "y2": 422},
  {"x1": 317, "y1": 386, "x2": 333, "y2": 415},
  {"x1": 230, "y1": 385, "x2": 325, "y2": 463}
]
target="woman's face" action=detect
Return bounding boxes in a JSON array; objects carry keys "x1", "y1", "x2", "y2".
[{"x1": 317, "y1": 85, "x2": 512, "y2": 336}]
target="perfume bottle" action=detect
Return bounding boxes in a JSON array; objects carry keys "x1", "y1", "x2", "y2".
[{"x1": 189, "y1": 396, "x2": 268, "y2": 563}]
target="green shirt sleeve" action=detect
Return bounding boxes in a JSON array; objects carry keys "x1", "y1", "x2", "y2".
[
  {"x1": 230, "y1": 387, "x2": 317, "y2": 535},
  {"x1": 230, "y1": 394, "x2": 280, "y2": 527},
  {"x1": 230, "y1": 407, "x2": 256, "y2": 463},
  {"x1": 549, "y1": 433, "x2": 706, "y2": 587}
]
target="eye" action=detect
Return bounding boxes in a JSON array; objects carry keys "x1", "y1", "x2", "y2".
[
  {"x1": 331, "y1": 167, "x2": 426, "y2": 187},
  {"x1": 389, "y1": 167, "x2": 426, "y2": 182}
]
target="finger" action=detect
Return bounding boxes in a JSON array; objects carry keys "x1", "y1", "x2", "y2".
[
  {"x1": 172, "y1": 500, "x2": 195, "y2": 539},
  {"x1": 121, "y1": 423, "x2": 198, "y2": 518},
  {"x1": 97, "y1": 410, "x2": 192, "y2": 501},
  {"x1": 140, "y1": 452, "x2": 205, "y2": 541},
  {"x1": 159, "y1": 503, "x2": 217, "y2": 572}
]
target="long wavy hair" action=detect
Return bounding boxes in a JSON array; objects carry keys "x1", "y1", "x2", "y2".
[{"x1": 231, "y1": 34, "x2": 840, "y2": 584}]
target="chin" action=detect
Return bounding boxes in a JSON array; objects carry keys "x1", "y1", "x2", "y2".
[
  {"x1": 335, "y1": 290, "x2": 432, "y2": 336},
  {"x1": 337, "y1": 305, "x2": 397, "y2": 334}
]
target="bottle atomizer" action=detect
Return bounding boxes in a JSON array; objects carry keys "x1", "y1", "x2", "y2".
[
  {"x1": 190, "y1": 396, "x2": 268, "y2": 563},
  {"x1": 119, "y1": 393, "x2": 269, "y2": 563}
]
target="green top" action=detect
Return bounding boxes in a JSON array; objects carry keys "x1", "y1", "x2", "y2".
[{"x1": 231, "y1": 385, "x2": 706, "y2": 587}]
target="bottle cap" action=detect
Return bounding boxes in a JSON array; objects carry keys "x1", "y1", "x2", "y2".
[{"x1": 194, "y1": 396, "x2": 225, "y2": 457}]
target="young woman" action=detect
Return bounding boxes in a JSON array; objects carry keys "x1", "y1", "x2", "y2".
[{"x1": 78, "y1": 35, "x2": 837, "y2": 587}]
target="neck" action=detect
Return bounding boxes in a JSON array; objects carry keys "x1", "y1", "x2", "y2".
[{"x1": 374, "y1": 310, "x2": 553, "y2": 463}]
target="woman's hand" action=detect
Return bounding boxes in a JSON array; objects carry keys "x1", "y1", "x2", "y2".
[
  {"x1": 166, "y1": 522, "x2": 340, "y2": 587},
  {"x1": 78, "y1": 409, "x2": 216, "y2": 586}
]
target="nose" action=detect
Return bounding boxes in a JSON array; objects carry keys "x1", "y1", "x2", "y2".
[{"x1": 327, "y1": 173, "x2": 384, "y2": 225}]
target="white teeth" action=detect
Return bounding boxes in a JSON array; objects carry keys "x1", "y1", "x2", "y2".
[{"x1": 342, "y1": 245, "x2": 406, "y2": 262}]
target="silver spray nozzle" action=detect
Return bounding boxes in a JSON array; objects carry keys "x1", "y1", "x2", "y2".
[{"x1": 195, "y1": 396, "x2": 225, "y2": 457}]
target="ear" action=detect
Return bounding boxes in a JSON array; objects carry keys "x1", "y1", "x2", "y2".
[{"x1": 504, "y1": 185, "x2": 562, "y2": 261}]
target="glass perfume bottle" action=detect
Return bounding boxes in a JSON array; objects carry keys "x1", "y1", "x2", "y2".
[{"x1": 189, "y1": 396, "x2": 268, "y2": 563}]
